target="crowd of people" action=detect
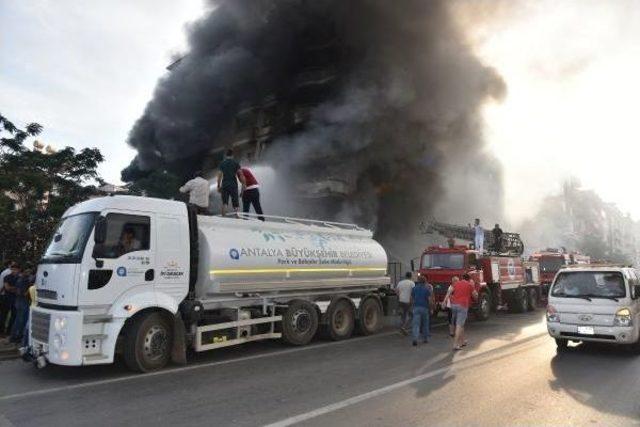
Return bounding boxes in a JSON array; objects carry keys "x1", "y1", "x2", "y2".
[
  {"x1": 179, "y1": 148, "x2": 265, "y2": 220},
  {"x1": 0, "y1": 261, "x2": 36, "y2": 348},
  {"x1": 394, "y1": 272, "x2": 477, "y2": 351}
]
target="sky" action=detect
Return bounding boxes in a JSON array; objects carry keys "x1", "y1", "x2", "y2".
[
  {"x1": 2, "y1": 1, "x2": 640, "y2": 225},
  {"x1": 0, "y1": 0, "x2": 207, "y2": 184}
]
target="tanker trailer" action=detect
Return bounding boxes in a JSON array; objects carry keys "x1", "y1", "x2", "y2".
[{"x1": 27, "y1": 195, "x2": 391, "y2": 372}]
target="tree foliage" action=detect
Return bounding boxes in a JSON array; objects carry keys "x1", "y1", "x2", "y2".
[{"x1": 0, "y1": 113, "x2": 104, "y2": 264}]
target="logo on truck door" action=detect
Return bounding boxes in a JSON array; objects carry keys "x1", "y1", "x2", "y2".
[{"x1": 507, "y1": 259, "x2": 516, "y2": 279}]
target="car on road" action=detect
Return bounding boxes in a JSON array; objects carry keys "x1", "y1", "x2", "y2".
[{"x1": 546, "y1": 265, "x2": 640, "y2": 352}]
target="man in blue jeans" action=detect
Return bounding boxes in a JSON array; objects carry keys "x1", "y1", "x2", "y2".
[{"x1": 410, "y1": 275, "x2": 434, "y2": 346}]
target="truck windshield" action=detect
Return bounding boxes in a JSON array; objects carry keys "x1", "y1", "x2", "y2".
[
  {"x1": 539, "y1": 257, "x2": 565, "y2": 273},
  {"x1": 422, "y1": 253, "x2": 464, "y2": 269},
  {"x1": 551, "y1": 271, "x2": 626, "y2": 299},
  {"x1": 41, "y1": 213, "x2": 97, "y2": 264}
]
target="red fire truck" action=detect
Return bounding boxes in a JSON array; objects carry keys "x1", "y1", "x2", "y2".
[
  {"x1": 416, "y1": 220, "x2": 541, "y2": 320},
  {"x1": 530, "y1": 249, "x2": 590, "y2": 298}
]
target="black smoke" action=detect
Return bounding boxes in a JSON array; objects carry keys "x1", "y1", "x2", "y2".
[{"x1": 124, "y1": 0, "x2": 506, "y2": 262}]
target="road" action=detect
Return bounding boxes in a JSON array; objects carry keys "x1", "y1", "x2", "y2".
[{"x1": 0, "y1": 311, "x2": 639, "y2": 426}]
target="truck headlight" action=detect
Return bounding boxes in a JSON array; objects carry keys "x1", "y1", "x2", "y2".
[
  {"x1": 546, "y1": 305, "x2": 560, "y2": 323},
  {"x1": 614, "y1": 308, "x2": 632, "y2": 327},
  {"x1": 53, "y1": 316, "x2": 67, "y2": 331},
  {"x1": 52, "y1": 333, "x2": 66, "y2": 350}
]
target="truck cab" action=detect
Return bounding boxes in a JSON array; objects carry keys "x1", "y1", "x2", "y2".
[
  {"x1": 417, "y1": 246, "x2": 490, "y2": 320},
  {"x1": 31, "y1": 196, "x2": 191, "y2": 369}
]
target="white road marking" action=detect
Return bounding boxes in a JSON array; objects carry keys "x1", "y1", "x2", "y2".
[
  {"x1": 0, "y1": 329, "x2": 405, "y2": 402},
  {"x1": 264, "y1": 333, "x2": 548, "y2": 427}
]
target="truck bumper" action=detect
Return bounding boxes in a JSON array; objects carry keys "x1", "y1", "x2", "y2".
[
  {"x1": 30, "y1": 307, "x2": 84, "y2": 366},
  {"x1": 547, "y1": 322, "x2": 639, "y2": 345}
]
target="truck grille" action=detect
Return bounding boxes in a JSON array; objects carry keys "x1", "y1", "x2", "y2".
[
  {"x1": 31, "y1": 311, "x2": 51, "y2": 343},
  {"x1": 37, "y1": 289, "x2": 57, "y2": 300}
]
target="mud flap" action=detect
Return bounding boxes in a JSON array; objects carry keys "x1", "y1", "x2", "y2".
[{"x1": 171, "y1": 314, "x2": 187, "y2": 365}]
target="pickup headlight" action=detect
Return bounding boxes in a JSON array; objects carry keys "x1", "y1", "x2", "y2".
[
  {"x1": 53, "y1": 316, "x2": 67, "y2": 331},
  {"x1": 547, "y1": 305, "x2": 560, "y2": 323},
  {"x1": 614, "y1": 308, "x2": 632, "y2": 327}
]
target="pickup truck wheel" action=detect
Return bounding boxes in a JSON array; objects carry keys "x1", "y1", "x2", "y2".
[
  {"x1": 527, "y1": 288, "x2": 538, "y2": 311},
  {"x1": 281, "y1": 300, "x2": 319, "y2": 346},
  {"x1": 357, "y1": 297, "x2": 383, "y2": 335},
  {"x1": 475, "y1": 292, "x2": 491, "y2": 321},
  {"x1": 124, "y1": 312, "x2": 173, "y2": 372},
  {"x1": 512, "y1": 289, "x2": 528, "y2": 313},
  {"x1": 555, "y1": 338, "x2": 569, "y2": 352},
  {"x1": 327, "y1": 299, "x2": 355, "y2": 341}
]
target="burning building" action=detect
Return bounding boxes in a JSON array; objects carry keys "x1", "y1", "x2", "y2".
[{"x1": 123, "y1": 0, "x2": 506, "y2": 262}]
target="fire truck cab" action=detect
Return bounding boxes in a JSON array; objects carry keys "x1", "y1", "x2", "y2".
[{"x1": 418, "y1": 245, "x2": 541, "y2": 321}]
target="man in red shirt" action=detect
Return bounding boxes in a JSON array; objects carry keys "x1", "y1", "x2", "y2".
[
  {"x1": 450, "y1": 273, "x2": 478, "y2": 351},
  {"x1": 239, "y1": 167, "x2": 265, "y2": 221}
]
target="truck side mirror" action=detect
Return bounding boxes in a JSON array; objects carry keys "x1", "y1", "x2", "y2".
[
  {"x1": 94, "y1": 216, "x2": 107, "y2": 244},
  {"x1": 634, "y1": 284, "x2": 640, "y2": 300},
  {"x1": 410, "y1": 260, "x2": 415, "y2": 272}
]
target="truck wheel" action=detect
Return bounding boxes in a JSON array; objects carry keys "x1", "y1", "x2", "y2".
[
  {"x1": 281, "y1": 300, "x2": 319, "y2": 346},
  {"x1": 556, "y1": 338, "x2": 569, "y2": 352},
  {"x1": 326, "y1": 299, "x2": 355, "y2": 341},
  {"x1": 123, "y1": 312, "x2": 173, "y2": 372},
  {"x1": 357, "y1": 297, "x2": 383, "y2": 335},
  {"x1": 527, "y1": 288, "x2": 538, "y2": 311},
  {"x1": 511, "y1": 289, "x2": 528, "y2": 313},
  {"x1": 475, "y1": 292, "x2": 491, "y2": 321}
]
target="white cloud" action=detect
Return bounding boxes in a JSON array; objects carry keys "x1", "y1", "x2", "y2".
[{"x1": 0, "y1": 0, "x2": 206, "y2": 183}]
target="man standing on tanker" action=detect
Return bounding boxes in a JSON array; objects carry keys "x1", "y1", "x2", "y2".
[
  {"x1": 179, "y1": 172, "x2": 210, "y2": 215},
  {"x1": 240, "y1": 166, "x2": 265, "y2": 221},
  {"x1": 217, "y1": 149, "x2": 246, "y2": 216}
]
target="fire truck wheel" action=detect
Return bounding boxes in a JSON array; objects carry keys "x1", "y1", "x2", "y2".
[
  {"x1": 527, "y1": 288, "x2": 538, "y2": 311},
  {"x1": 124, "y1": 312, "x2": 174, "y2": 373},
  {"x1": 555, "y1": 338, "x2": 569, "y2": 352},
  {"x1": 281, "y1": 300, "x2": 319, "y2": 346},
  {"x1": 475, "y1": 292, "x2": 491, "y2": 321},
  {"x1": 357, "y1": 297, "x2": 383, "y2": 335},
  {"x1": 326, "y1": 299, "x2": 355, "y2": 341},
  {"x1": 512, "y1": 289, "x2": 528, "y2": 313}
]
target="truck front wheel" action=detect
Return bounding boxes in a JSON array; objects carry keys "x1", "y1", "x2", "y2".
[
  {"x1": 123, "y1": 312, "x2": 173, "y2": 372},
  {"x1": 281, "y1": 300, "x2": 319, "y2": 346},
  {"x1": 511, "y1": 289, "x2": 528, "y2": 313},
  {"x1": 357, "y1": 297, "x2": 383, "y2": 335},
  {"x1": 475, "y1": 292, "x2": 491, "y2": 321},
  {"x1": 527, "y1": 288, "x2": 538, "y2": 311},
  {"x1": 326, "y1": 299, "x2": 355, "y2": 341}
]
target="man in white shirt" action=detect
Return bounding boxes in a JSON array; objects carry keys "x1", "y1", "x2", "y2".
[
  {"x1": 395, "y1": 272, "x2": 415, "y2": 335},
  {"x1": 179, "y1": 173, "x2": 210, "y2": 214},
  {"x1": 474, "y1": 218, "x2": 484, "y2": 252}
]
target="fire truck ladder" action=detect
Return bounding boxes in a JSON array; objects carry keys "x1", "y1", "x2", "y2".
[{"x1": 419, "y1": 219, "x2": 525, "y2": 256}]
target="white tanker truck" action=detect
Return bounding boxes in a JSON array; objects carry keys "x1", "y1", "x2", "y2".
[{"x1": 27, "y1": 196, "x2": 391, "y2": 372}]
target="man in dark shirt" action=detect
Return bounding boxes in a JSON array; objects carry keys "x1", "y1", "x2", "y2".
[
  {"x1": 217, "y1": 149, "x2": 246, "y2": 217},
  {"x1": 492, "y1": 224, "x2": 503, "y2": 252},
  {"x1": 410, "y1": 275, "x2": 433, "y2": 346},
  {"x1": 10, "y1": 267, "x2": 33, "y2": 343}
]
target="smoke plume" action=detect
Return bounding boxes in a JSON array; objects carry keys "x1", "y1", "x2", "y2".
[{"x1": 125, "y1": 0, "x2": 506, "y2": 263}]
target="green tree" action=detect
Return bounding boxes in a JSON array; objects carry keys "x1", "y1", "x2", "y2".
[{"x1": 0, "y1": 113, "x2": 104, "y2": 264}]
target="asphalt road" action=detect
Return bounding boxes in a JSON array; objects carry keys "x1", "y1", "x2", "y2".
[{"x1": 0, "y1": 311, "x2": 638, "y2": 426}]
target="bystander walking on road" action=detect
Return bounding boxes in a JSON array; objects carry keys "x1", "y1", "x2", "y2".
[
  {"x1": 0, "y1": 264, "x2": 20, "y2": 337},
  {"x1": 395, "y1": 272, "x2": 414, "y2": 335},
  {"x1": 410, "y1": 275, "x2": 433, "y2": 346},
  {"x1": 443, "y1": 276, "x2": 459, "y2": 338},
  {"x1": 450, "y1": 273, "x2": 477, "y2": 351},
  {"x1": 10, "y1": 266, "x2": 34, "y2": 344}
]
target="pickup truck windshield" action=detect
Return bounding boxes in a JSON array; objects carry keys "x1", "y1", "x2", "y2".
[
  {"x1": 41, "y1": 213, "x2": 97, "y2": 264},
  {"x1": 422, "y1": 253, "x2": 464, "y2": 269},
  {"x1": 551, "y1": 271, "x2": 626, "y2": 299}
]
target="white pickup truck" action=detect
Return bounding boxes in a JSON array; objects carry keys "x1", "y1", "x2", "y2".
[{"x1": 27, "y1": 196, "x2": 391, "y2": 371}]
